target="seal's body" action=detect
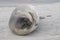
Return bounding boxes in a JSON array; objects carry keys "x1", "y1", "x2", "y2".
[{"x1": 9, "y1": 5, "x2": 39, "y2": 35}]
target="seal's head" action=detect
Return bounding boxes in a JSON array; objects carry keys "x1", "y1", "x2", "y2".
[
  {"x1": 15, "y1": 17, "x2": 32, "y2": 29},
  {"x1": 13, "y1": 7, "x2": 34, "y2": 30}
]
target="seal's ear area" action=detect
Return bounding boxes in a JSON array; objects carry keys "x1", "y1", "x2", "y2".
[
  {"x1": 28, "y1": 12, "x2": 34, "y2": 19},
  {"x1": 28, "y1": 12, "x2": 39, "y2": 26},
  {"x1": 28, "y1": 12, "x2": 36, "y2": 22},
  {"x1": 28, "y1": 12, "x2": 35, "y2": 23}
]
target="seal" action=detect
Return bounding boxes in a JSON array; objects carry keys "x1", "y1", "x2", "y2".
[{"x1": 9, "y1": 4, "x2": 39, "y2": 35}]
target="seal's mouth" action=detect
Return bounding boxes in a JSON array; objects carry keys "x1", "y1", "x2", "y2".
[{"x1": 15, "y1": 17, "x2": 32, "y2": 29}]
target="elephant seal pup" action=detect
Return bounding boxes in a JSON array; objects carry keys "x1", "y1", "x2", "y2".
[{"x1": 9, "y1": 5, "x2": 39, "y2": 35}]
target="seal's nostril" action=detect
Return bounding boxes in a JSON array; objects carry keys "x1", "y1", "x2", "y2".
[{"x1": 27, "y1": 21, "x2": 32, "y2": 26}]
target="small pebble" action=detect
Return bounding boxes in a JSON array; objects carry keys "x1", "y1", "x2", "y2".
[
  {"x1": 47, "y1": 15, "x2": 52, "y2": 17},
  {"x1": 39, "y1": 16, "x2": 45, "y2": 19}
]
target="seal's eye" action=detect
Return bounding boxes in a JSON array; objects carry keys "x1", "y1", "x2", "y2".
[
  {"x1": 16, "y1": 17, "x2": 32, "y2": 29},
  {"x1": 17, "y1": 18, "x2": 26, "y2": 23}
]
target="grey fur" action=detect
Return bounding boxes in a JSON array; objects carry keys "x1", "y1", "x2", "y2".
[{"x1": 9, "y1": 5, "x2": 39, "y2": 35}]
